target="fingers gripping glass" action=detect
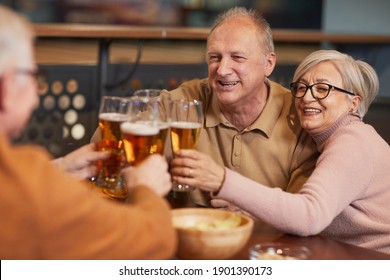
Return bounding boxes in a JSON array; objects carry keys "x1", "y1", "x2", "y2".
[{"x1": 290, "y1": 82, "x2": 355, "y2": 100}]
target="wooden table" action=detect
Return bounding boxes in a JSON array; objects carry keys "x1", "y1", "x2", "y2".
[{"x1": 167, "y1": 192, "x2": 390, "y2": 260}]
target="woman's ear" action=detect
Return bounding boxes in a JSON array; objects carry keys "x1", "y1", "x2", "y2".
[{"x1": 350, "y1": 95, "x2": 362, "y2": 112}]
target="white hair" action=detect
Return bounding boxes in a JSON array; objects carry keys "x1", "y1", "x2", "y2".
[
  {"x1": 0, "y1": 5, "x2": 34, "y2": 75},
  {"x1": 209, "y1": 6, "x2": 274, "y2": 54},
  {"x1": 292, "y1": 50, "x2": 379, "y2": 118}
]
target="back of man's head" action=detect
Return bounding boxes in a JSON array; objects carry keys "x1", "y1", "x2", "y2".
[{"x1": 0, "y1": 5, "x2": 34, "y2": 75}]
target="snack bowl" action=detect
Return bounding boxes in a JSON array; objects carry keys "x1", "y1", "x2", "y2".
[
  {"x1": 249, "y1": 242, "x2": 311, "y2": 260},
  {"x1": 171, "y1": 208, "x2": 254, "y2": 260}
]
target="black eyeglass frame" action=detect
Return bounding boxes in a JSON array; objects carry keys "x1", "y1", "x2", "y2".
[{"x1": 290, "y1": 82, "x2": 355, "y2": 100}]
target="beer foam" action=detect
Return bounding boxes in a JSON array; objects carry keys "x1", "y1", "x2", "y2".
[
  {"x1": 170, "y1": 121, "x2": 202, "y2": 129},
  {"x1": 158, "y1": 122, "x2": 170, "y2": 129},
  {"x1": 99, "y1": 112, "x2": 128, "y2": 122},
  {"x1": 121, "y1": 122, "x2": 159, "y2": 136}
]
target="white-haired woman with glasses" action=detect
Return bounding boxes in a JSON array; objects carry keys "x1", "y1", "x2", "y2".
[{"x1": 193, "y1": 49, "x2": 390, "y2": 254}]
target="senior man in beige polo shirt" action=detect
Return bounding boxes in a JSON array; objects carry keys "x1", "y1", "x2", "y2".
[
  {"x1": 92, "y1": 7, "x2": 318, "y2": 211},
  {"x1": 160, "y1": 7, "x2": 317, "y2": 210}
]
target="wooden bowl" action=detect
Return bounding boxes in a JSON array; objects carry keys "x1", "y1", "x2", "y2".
[{"x1": 171, "y1": 208, "x2": 254, "y2": 260}]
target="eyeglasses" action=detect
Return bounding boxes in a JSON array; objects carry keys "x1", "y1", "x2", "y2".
[
  {"x1": 15, "y1": 68, "x2": 46, "y2": 82},
  {"x1": 290, "y1": 82, "x2": 355, "y2": 100}
]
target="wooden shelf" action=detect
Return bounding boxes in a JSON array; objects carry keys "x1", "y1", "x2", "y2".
[
  {"x1": 273, "y1": 29, "x2": 390, "y2": 44},
  {"x1": 33, "y1": 24, "x2": 390, "y2": 65},
  {"x1": 34, "y1": 23, "x2": 390, "y2": 43},
  {"x1": 33, "y1": 24, "x2": 209, "y2": 40}
]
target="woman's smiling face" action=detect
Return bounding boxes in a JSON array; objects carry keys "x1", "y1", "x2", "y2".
[{"x1": 294, "y1": 61, "x2": 359, "y2": 135}]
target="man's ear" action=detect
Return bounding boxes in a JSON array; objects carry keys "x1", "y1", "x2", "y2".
[{"x1": 265, "y1": 52, "x2": 276, "y2": 77}]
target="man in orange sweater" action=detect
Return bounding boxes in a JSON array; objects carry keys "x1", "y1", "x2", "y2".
[{"x1": 0, "y1": 4, "x2": 176, "y2": 260}]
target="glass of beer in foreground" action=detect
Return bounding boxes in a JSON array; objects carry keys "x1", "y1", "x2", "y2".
[
  {"x1": 95, "y1": 96, "x2": 129, "y2": 192},
  {"x1": 170, "y1": 99, "x2": 203, "y2": 192},
  {"x1": 121, "y1": 97, "x2": 161, "y2": 166},
  {"x1": 133, "y1": 89, "x2": 170, "y2": 156}
]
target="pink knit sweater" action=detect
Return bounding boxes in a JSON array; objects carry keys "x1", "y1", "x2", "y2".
[{"x1": 217, "y1": 113, "x2": 390, "y2": 254}]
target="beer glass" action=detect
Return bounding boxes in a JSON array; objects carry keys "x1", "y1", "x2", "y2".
[
  {"x1": 133, "y1": 88, "x2": 161, "y2": 98},
  {"x1": 133, "y1": 89, "x2": 170, "y2": 156},
  {"x1": 121, "y1": 97, "x2": 161, "y2": 165},
  {"x1": 95, "y1": 96, "x2": 129, "y2": 191},
  {"x1": 170, "y1": 99, "x2": 203, "y2": 192}
]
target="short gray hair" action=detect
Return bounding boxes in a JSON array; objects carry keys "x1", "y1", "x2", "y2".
[
  {"x1": 209, "y1": 6, "x2": 274, "y2": 54},
  {"x1": 0, "y1": 5, "x2": 34, "y2": 75},
  {"x1": 292, "y1": 50, "x2": 379, "y2": 118}
]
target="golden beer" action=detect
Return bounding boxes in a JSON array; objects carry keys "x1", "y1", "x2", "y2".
[
  {"x1": 121, "y1": 122, "x2": 160, "y2": 166},
  {"x1": 154, "y1": 122, "x2": 170, "y2": 155},
  {"x1": 170, "y1": 99, "x2": 203, "y2": 193},
  {"x1": 98, "y1": 112, "x2": 128, "y2": 141},
  {"x1": 170, "y1": 121, "x2": 202, "y2": 153},
  {"x1": 96, "y1": 112, "x2": 127, "y2": 189}
]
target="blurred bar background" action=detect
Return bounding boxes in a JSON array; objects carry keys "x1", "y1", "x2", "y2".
[{"x1": 1, "y1": 0, "x2": 389, "y2": 156}]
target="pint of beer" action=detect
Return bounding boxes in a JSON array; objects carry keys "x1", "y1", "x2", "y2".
[
  {"x1": 130, "y1": 90, "x2": 170, "y2": 156},
  {"x1": 170, "y1": 99, "x2": 203, "y2": 192},
  {"x1": 121, "y1": 122, "x2": 160, "y2": 165},
  {"x1": 155, "y1": 122, "x2": 170, "y2": 155},
  {"x1": 121, "y1": 95, "x2": 164, "y2": 163},
  {"x1": 95, "y1": 96, "x2": 130, "y2": 191},
  {"x1": 170, "y1": 121, "x2": 202, "y2": 153}
]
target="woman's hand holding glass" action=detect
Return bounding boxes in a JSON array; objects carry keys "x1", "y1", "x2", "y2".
[{"x1": 170, "y1": 149, "x2": 225, "y2": 193}]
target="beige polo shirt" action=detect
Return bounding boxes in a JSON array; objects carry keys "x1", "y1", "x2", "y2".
[{"x1": 160, "y1": 78, "x2": 318, "y2": 193}]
